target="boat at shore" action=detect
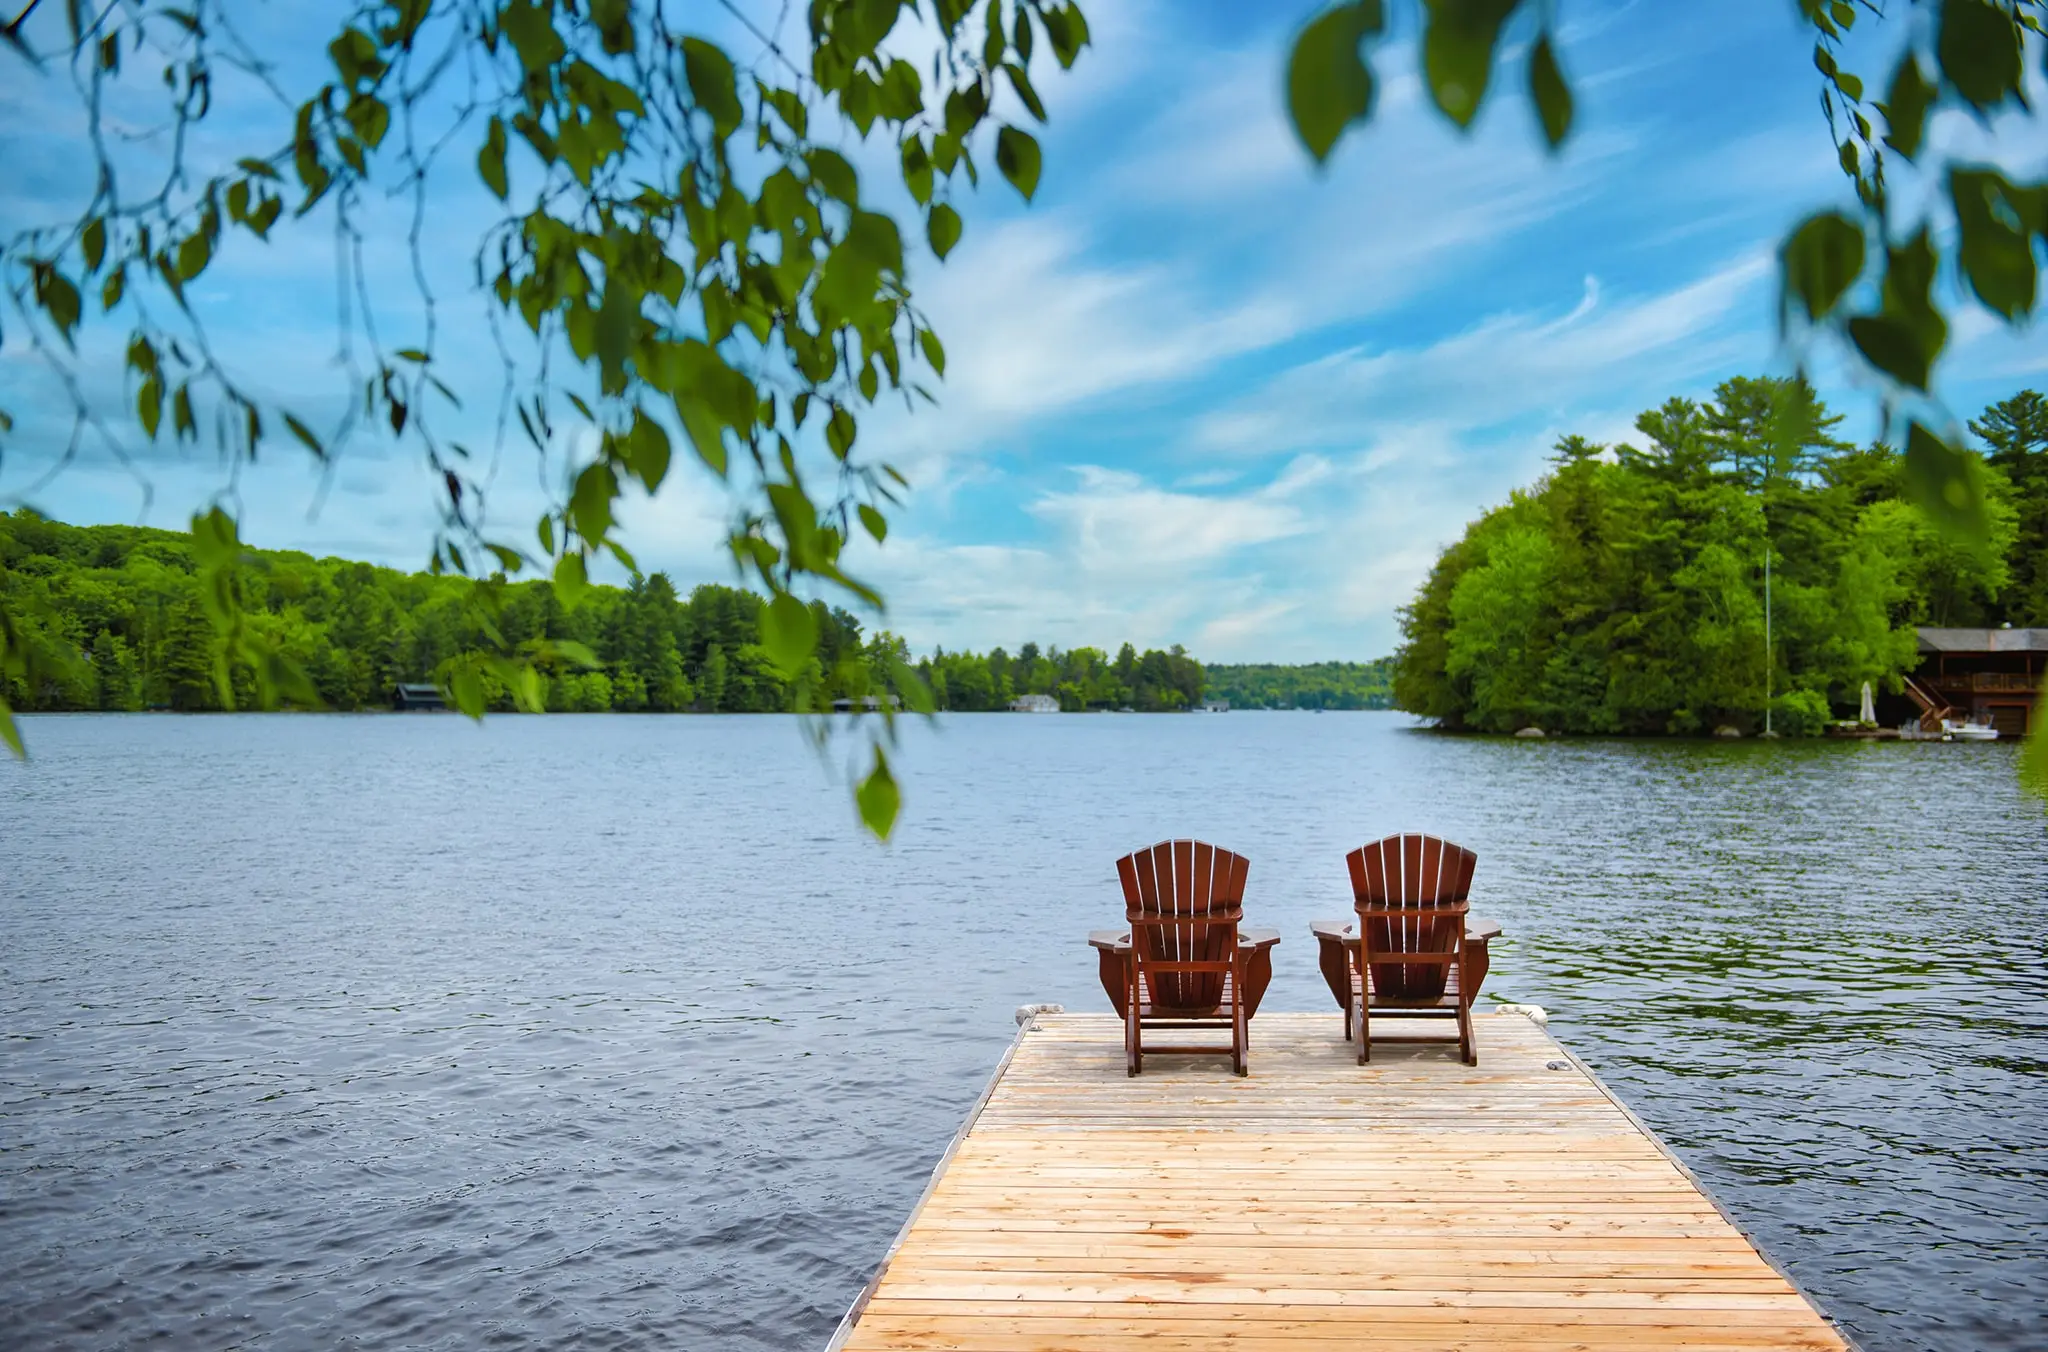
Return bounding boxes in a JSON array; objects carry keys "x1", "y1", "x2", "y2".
[{"x1": 1900, "y1": 717, "x2": 2000, "y2": 742}]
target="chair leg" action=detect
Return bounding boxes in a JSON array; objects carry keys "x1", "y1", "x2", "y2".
[
  {"x1": 1459, "y1": 997, "x2": 1477, "y2": 1066},
  {"x1": 1355, "y1": 990, "x2": 1371, "y2": 1065},
  {"x1": 1232, "y1": 962, "x2": 1249, "y2": 1077},
  {"x1": 1125, "y1": 962, "x2": 1142, "y2": 1076}
]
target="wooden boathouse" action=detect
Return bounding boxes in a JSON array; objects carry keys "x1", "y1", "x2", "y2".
[
  {"x1": 829, "y1": 1011, "x2": 1851, "y2": 1351},
  {"x1": 1901, "y1": 627, "x2": 2046, "y2": 736}
]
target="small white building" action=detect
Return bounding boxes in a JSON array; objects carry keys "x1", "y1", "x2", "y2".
[{"x1": 1009, "y1": 693, "x2": 1060, "y2": 713}]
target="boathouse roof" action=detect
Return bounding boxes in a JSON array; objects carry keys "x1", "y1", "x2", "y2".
[{"x1": 1916, "y1": 627, "x2": 2048, "y2": 654}]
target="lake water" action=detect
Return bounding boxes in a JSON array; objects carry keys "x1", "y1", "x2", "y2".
[{"x1": 2, "y1": 712, "x2": 2044, "y2": 1351}]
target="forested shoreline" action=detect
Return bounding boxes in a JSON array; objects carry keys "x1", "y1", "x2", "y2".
[
  {"x1": 10, "y1": 381, "x2": 2040, "y2": 733},
  {"x1": 0, "y1": 511, "x2": 1349, "y2": 715},
  {"x1": 1394, "y1": 383, "x2": 2047, "y2": 736}
]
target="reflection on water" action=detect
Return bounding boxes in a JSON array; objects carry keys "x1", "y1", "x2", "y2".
[{"x1": 2, "y1": 713, "x2": 2043, "y2": 1350}]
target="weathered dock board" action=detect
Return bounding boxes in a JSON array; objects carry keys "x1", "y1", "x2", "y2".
[{"x1": 832, "y1": 1011, "x2": 1850, "y2": 1351}]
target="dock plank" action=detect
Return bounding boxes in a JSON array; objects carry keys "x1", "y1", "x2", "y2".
[{"x1": 831, "y1": 1013, "x2": 1850, "y2": 1351}]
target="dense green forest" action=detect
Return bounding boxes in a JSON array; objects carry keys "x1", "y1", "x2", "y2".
[
  {"x1": 1394, "y1": 383, "x2": 2047, "y2": 736},
  {"x1": 1204, "y1": 661, "x2": 1394, "y2": 710},
  {"x1": 0, "y1": 511, "x2": 1222, "y2": 713}
]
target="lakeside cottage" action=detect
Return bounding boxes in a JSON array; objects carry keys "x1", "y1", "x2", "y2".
[
  {"x1": 1008, "y1": 693, "x2": 1060, "y2": 713},
  {"x1": 1903, "y1": 627, "x2": 2046, "y2": 736}
]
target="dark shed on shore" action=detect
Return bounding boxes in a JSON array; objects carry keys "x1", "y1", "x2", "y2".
[{"x1": 391, "y1": 682, "x2": 448, "y2": 712}]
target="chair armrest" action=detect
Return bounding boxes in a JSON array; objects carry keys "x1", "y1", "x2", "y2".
[
  {"x1": 1238, "y1": 927, "x2": 1280, "y2": 950},
  {"x1": 1309, "y1": 918, "x2": 1356, "y2": 945},
  {"x1": 1315, "y1": 916, "x2": 1501, "y2": 943},
  {"x1": 1087, "y1": 929, "x2": 1131, "y2": 952}
]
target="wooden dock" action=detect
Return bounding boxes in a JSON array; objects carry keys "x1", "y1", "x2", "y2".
[{"x1": 831, "y1": 1011, "x2": 1851, "y2": 1351}]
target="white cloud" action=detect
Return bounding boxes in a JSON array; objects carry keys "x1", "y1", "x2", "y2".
[{"x1": 1193, "y1": 250, "x2": 1773, "y2": 458}]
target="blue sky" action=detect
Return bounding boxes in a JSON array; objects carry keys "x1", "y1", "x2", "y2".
[{"x1": 3, "y1": 1, "x2": 2043, "y2": 661}]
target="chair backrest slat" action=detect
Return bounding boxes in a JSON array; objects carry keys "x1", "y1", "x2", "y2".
[
  {"x1": 1117, "y1": 839, "x2": 1248, "y2": 1013},
  {"x1": 1344, "y1": 832, "x2": 1477, "y2": 1003}
]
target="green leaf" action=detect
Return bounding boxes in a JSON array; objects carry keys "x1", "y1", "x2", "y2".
[
  {"x1": 479, "y1": 116, "x2": 508, "y2": 199},
  {"x1": 887, "y1": 655, "x2": 937, "y2": 715},
  {"x1": 1779, "y1": 211, "x2": 1864, "y2": 323},
  {"x1": 847, "y1": 209, "x2": 904, "y2": 275},
  {"x1": 499, "y1": 0, "x2": 566, "y2": 74},
  {"x1": 927, "y1": 202, "x2": 962, "y2": 259},
  {"x1": 1849, "y1": 228, "x2": 1947, "y2": 390},
  {"x1": 1938, "y1": 0, "x2": 2022, "y2": 112},
  {"x1": 759, "y1": 591, "x2": 819, "y2": 679},
  {"x1": 34, "y1": 266, "x2": 81, "y2": 343},
  {"x1": 806, "y1": 148, "x2": 860, "y2": 206},
  {"x1": 1041, "y1": 3, "x2": 1090, "y2": 69},
  {"x1": 176, "y1": 230, "x2": 211, "y2": 281},
  {"x1": 1527, "y1": 33, "x2": 1572, "y2": 149},
  {"x1": 919, "y1": 327, "x2": 946, "y2": 375},
  {"x1": 138, "y1": 376, "x2": 162, "y2": 438},
  {"x1": 1880, "y1": 53, "x2": 1934, "y2": 160},
  {"x1": 900, "y1": 135, "x2": 933, "y2": 204},
  {"x1": 855, "y1": 748, "x2": 901, "y2": 839},
  {"x1": 683, "y1": 37, "x2": 743, "y2": 138},
  {"x1": 546, "y1": 638, "x2": 602, "y2": 669},
  {"x1": 1003, "y1": 61, "x2": 1047, "y2": 122},
  {"x1": 858, "y1": 503, "x2": 889, "y2": 542},
  {"x1": 348, "y1": 94, "x2": 391, "y2": 149},
  {"x1": 589, "y1": 0, "x2": 634, "y2": 53},
  {"x1": 995, "y1": 125, "x2": 1042, "y2": 200},
  {"x1": 1848, "y1": 315, "x2": 1932, "y2": 389},
  {"x1": 676, "y1": 395, "x2": 728, "y2": 475},
  {"x1": 880, "y1": 58, "x2": 923, "y2": 120},
  {"x1": 826, "y1": 405, "x2": 857, "y2": 459},
  {"x1": 449, "y1": 660, "x2": 486, "y2": 719},
  {"x1": 594, "y1": 279, "x2": 637, "y2": 393},
  {"x1": 1286, "y1": 2, "x2": 1379, "y2": 164},
  {"x1": 553, "y1": 551, "x2": 589, "y2": 605},
  {"x1": 1950, "y1": 167, "x2": 2037, "y2": 321},
  {"x1": 284, "y1": 413, "x2": 325, "y2": 457},
  {"x1": 624, "y1": 411, "x2": 672, "y2": 491},
  {"x1": 1902, "y1": 421, "x2": 1990, "y2": 544},
  {"x1": 81, "y1": 218, "x2": 105, "y2": 272},
  {"x1": 0, "y1": 700, "x2": 22, "y2": 759},
  {"x1": 569, "y1": 460, "x2": 619, "y2": 543},
  {"x1": 2022, "y1": 683, "x2": 2048, "y2": 806},
  {"x1": 101, "y1": 267, "x2": 125, "y2": 312},
  {"x1": 500, "y1": 658, "x2": 546, "y2": 713},
  {"x1": 1421, "y1": 0, "x2": 1517, "y2": 130}
]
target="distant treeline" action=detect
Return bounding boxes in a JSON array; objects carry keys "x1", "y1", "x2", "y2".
[
  {"x1": 1204, "y1": 661, "x2": 1394, "y2": 710},
  {"x1": 1395, "y1": 382, "x2": 2047, "y2": 736},
  {"x1": 0, "y1": 510, "x2": 1322, "y2": 714}
]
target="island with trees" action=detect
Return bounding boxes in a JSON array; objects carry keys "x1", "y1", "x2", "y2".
[{"x1": 1391, "y1": 383, "x2": 2046, "y2": 736}]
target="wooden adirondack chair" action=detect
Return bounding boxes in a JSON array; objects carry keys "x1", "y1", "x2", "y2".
[
  {"x1": 1087, "y1": 840, "x2": 1279, "y2": 1076},
  {"x1": 1308, "y1": 833, "x2": 1498, "y2": 1066}
]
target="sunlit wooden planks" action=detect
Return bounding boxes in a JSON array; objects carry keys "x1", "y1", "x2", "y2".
[{"x1": 830, "y1": 1013, "x2": 1851, "y2": 1352}]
